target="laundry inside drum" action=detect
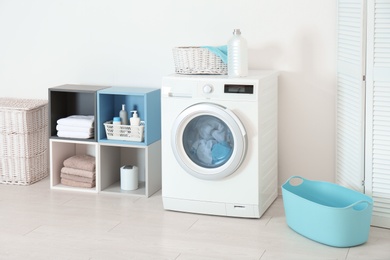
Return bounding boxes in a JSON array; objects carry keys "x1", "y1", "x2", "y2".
[{"x1": 182, "y1": 115, "x2": 234, "y2": 168}]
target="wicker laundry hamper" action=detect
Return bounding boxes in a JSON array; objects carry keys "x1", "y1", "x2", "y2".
[
  {"x1": 173, "y1": 47, "x2": 227, "y2": 75},
  {"x1": 0, "y1": 98, "x2": 49, "y2": 185}
]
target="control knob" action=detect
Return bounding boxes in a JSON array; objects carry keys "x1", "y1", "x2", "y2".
[{"x1": 203, "y1": 84, "x2": 213, "y2": 94}]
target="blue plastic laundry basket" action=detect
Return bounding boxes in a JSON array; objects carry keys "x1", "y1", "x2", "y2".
[{"x1": 282, "y1": 176, "x2": 373, "y2": 247}]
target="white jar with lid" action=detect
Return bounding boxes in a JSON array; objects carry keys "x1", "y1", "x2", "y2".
[{"x1": 120, "y1": 165, "x2": 138, "y2": 190}]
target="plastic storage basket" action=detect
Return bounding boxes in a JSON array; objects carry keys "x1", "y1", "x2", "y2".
[
  {"x1": 172, "y1": 47, "x2": 227, "y2": 75},
  {"x1": 282, "y1": 176, "x2": 373, "y2": 247},
  {"x1": 104, "y1": 121, "x2": 144, "y2": 142},
  {"x1": 0, "y1": 98, "x2": 49, "y2": 185}
]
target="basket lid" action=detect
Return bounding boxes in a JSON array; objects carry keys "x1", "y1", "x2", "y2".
[{"x1": 0, "y1": 98, "x2": 47, "y2": 111}]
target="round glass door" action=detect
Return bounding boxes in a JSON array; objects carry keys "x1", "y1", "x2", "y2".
[{"x1": 171, "y1": 103, "x2": 247, "y2": 180}]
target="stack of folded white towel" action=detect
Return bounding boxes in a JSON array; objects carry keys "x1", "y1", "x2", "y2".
[
  {"x1": 57, "y1": 115, "x2": 94, "y2": 139},
  {"x1": 60, "y1": 154, "x2": 96, "y2": 188}
]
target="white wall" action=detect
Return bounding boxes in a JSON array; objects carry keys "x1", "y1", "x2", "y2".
[{"x1": 0, "y1": 0, "x2": 337, "y2": 185}]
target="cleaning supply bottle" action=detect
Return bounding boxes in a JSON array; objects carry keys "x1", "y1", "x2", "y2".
[
  {"x1": 112, "y1": 116, "x2": 121, "y2": 136},
  {"x1": 130, "y1": 110, "x2": 140, "y2": 126},
  {"x1": 119, "y1": 104, "x2": 129, "y2": 125},
  {"x1": 228, "y1": 29, "x2": 248, "y2": 77}
]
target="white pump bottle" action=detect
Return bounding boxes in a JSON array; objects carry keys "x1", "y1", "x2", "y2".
[{"x1": 130, "y1": 111, "x2": 140, "y2": 126}]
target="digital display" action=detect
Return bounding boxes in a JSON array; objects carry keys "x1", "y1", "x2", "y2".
[{"x1": 224, "y1": 84, "x2": 254, "y2": 94}]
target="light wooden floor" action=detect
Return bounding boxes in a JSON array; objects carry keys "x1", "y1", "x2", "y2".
[{"x1": 0, "y1": 177, "x2": 389, "y2": 260}]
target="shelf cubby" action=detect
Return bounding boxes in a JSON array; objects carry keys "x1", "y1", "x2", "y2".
[
  {"x1": 50, "y1": 139, "x2": 99, "y2": 193},
  {"x1": 48, "y1": 84, "x2": 109, "y2": 142},
  {"x1": 98, "y1": 141, "x2": 161, "y2": 197},
  {"x1": 97, "y1": 87, "x2": 161, "y2": 146}
]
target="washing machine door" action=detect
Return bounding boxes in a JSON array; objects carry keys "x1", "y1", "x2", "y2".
[{"x1": 171, "y1": 103, "x2": 247, "y2": 180}]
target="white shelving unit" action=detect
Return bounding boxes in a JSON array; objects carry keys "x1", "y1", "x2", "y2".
[{"x1": 48, "y1": 84, "x2": 161, "y2": 197}]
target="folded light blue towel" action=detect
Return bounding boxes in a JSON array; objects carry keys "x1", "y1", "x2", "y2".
[{"x1": 202, "y1": 45, "x2": 227, "y2": 64}]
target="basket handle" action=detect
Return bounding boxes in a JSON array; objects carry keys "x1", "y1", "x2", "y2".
[
  {"x1": 286, "y1": 176, "x2": 306, "y2": 187},
  {"x1": 348, "y1": 200, "x2": 372, "y2": 211}
]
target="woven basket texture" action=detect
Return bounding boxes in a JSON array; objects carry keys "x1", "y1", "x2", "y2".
[
  {"x1": 173, "y1": 47, "x2": 227, "y2": 75},
  {"x1": 0, "y1": 98, "x2": 49, "y2": 185}
]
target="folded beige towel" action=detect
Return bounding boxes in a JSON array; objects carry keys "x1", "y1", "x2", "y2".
[
  {"x1": 61, "y1": 172, "x2": 95, "y2": 184},
  {"x1": 61, "y1": 167, "x2": 95, "y2": 179},
  {"x1": 63, "y1": 155, "x2": 95, "y2": 172},
  {"x1": 61, "y1": 178, "x2": 95, "y2": 188}
]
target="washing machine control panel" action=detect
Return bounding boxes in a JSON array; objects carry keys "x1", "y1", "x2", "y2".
[{"x1": 196, "y1": 80, "x2": 257, "y2": 101}]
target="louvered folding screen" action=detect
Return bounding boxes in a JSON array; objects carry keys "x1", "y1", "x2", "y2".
[
  {"x1": 336, "y1": 0, "x2": 366, "y2": 192},
  {"x1": 365, "y1": 0, "x2": 390, "y2": 228}
]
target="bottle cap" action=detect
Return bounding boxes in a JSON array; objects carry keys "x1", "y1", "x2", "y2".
[
  {"x1": 113, "y1": 117, "x2": 121, "y2": 122},
  {"x1": 122, "y1": 104, "x2": 126, "y2": 110},
  {"x1": 233, "y1": 29, "x2": 241, "y2": 35}
]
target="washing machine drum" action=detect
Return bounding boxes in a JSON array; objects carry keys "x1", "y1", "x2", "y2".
[{"x1": 171, "y1": 103, "x2": 247, "y2": 180}]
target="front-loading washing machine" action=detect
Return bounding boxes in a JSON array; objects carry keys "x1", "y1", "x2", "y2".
[{"x1": 161, "y1": 70, "x2": 278, "y2": 218}]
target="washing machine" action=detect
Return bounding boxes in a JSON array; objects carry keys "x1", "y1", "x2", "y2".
[{"x1": 161, "y1": 70, "x2": 278, "y2": 218}]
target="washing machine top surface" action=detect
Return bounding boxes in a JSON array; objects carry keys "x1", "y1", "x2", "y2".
[{"x1": 164, "y1": 70, "x2": 278, "y2": 81}]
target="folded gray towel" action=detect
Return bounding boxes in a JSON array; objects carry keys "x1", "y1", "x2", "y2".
[{"x1": 63, "y1": 155, "x2": 95, "y2": 172}]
